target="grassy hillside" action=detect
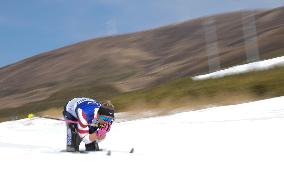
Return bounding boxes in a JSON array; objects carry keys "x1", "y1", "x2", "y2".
[
  {"x1": 0, "y1": 84, "x2": 120, "y2": 122},
  {"x1": 1, "y1": 65, "x2": 284, "y2": 122},
  {"x1": 111, "y1": 65, "x2": 284, "y2": 111}
]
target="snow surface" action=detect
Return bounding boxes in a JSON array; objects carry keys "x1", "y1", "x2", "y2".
[
  {"x1": 193, "y1": 56, "x2": 284, "y2": 80},
  {"x1": 1, "y1": 97, "x2": 284, "y2": 192}
]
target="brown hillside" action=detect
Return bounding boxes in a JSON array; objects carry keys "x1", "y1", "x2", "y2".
[{"x1": 0, "y1": 6, "x2": 283, "y2": 109}]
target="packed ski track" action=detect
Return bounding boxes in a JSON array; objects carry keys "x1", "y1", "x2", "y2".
[{"x1": 0, "y1": 96, "x2": 284, "y2": 192}]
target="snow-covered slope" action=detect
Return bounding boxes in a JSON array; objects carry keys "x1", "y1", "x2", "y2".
[
  {"x1": 193, "y1": 56, "x2": 284, "y2": 80},
  {"x1": 0, "y1": 97, "x2": 284, "y2": 192}
]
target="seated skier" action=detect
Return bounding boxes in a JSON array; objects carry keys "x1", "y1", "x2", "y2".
[{"x1": 63, "y1": 97, "x2": 114, "y2": 152}]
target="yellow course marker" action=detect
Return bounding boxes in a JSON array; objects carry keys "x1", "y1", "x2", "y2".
[{"x1": 28, "y1": 113, "x2": 34, "y2": 119}]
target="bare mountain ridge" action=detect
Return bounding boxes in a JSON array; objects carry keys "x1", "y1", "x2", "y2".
[{"x1": 0, "y1": 6, "x2": 283, "y2": 109}]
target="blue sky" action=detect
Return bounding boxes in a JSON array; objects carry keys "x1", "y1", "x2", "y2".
[{"x1": 0, "y1": 0, "x2": 283, "y2": 67}]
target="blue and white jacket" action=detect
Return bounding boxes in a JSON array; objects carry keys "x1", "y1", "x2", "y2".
[{"x1": 65, "y1": 97, "x2": 102, "y2": 144}]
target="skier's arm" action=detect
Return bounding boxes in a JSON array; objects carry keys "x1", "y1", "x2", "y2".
[
  {"x1": 77, "y1": 125, "x2": 106, "y2": 143},
  {"x1": 76, "y1": 108, "x2": 105, "y2": 143}
]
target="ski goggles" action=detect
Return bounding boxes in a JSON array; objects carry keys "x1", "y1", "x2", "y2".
[{"x1": 98, "y1": 115, "x2": 113, "y2": 123}]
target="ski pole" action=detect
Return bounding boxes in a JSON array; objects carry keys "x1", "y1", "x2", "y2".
[
  {"x1": 28, "y1": 114, "x2": 79, "y2": 124},
  {"x1": 28, "y1": 114, "x2": 102, "y2": 127},
  {"x1": 39, "y1": 116, "x2": 79, "y2": 124}
]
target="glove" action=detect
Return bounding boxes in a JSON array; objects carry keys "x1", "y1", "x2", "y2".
[
  {"x1": 96, "y1": 128, "x2": 108, "y2": 138},
  {"x1": 99, "y1": 122, "x2": 111, "y2": 132},
  {"x1": 96, "y1": 122, "x2": 112, "y2": 138}
]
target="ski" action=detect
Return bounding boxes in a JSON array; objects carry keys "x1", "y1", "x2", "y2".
[
  {"x1": 60, "y1": 149, "x2": 89, "y2": 154},
  {"x1": 60, "y1": 147, "x2": 134, "y2": 156}
]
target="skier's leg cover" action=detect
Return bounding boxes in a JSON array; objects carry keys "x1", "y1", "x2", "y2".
[{"x1": 63, "y1": 109, "x2": 81, "y2": 152}]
